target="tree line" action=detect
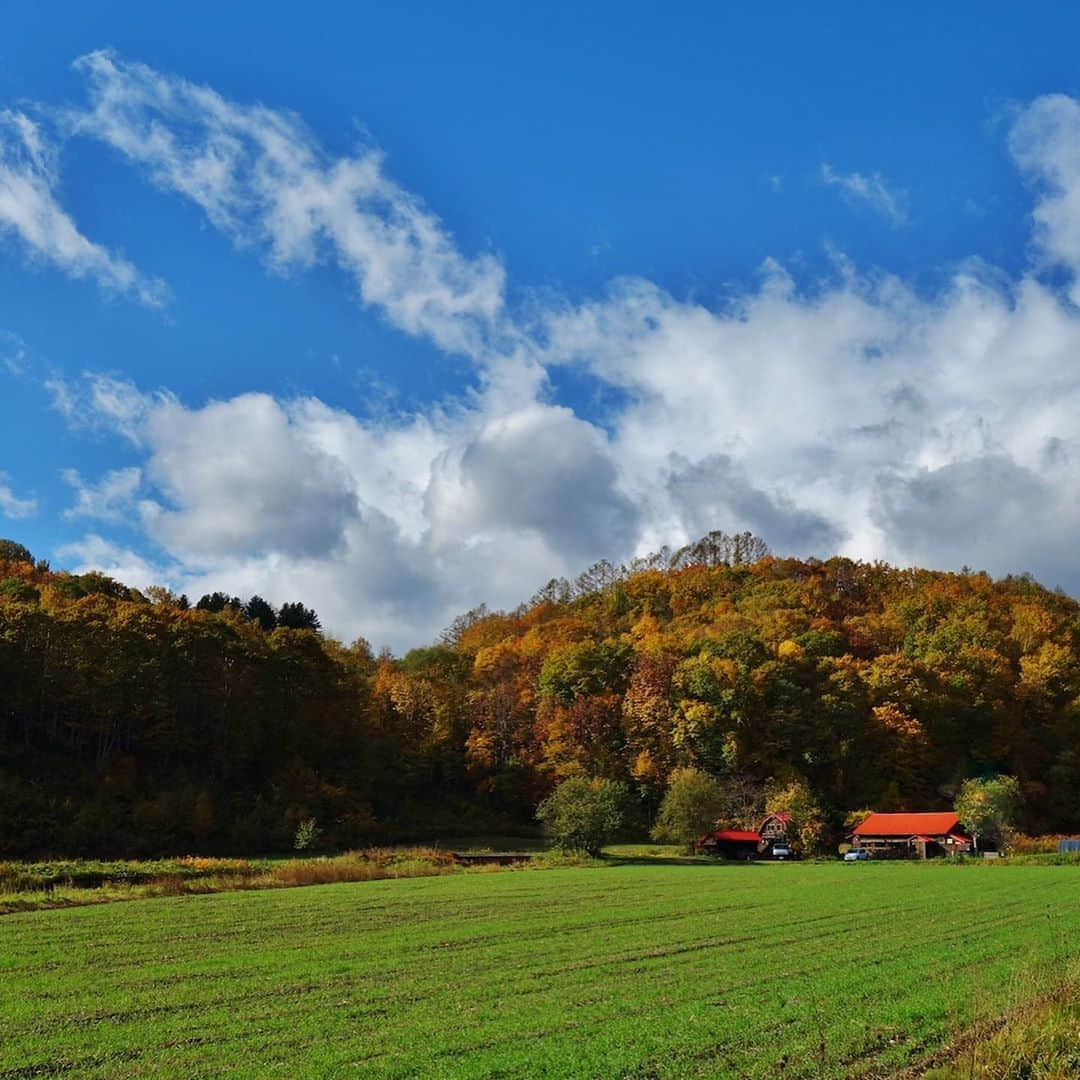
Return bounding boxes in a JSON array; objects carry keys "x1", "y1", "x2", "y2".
[{"x1": 1, "y1": 531, "x2": 1078, "y2": 856}]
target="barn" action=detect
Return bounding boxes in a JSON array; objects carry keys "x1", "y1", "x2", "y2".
[
  {"x1": 696, "y1": 829, "x2": 760, "y2": 859},
  {"x1": 851, "y1": 811, "x2": 973, "y2": 859}
]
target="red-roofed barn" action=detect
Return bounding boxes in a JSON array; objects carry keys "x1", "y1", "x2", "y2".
[
  {"x1": 697, "y1": 829, "x2": 760, "y2": 860},
  {"x1": 851, "y1": 811, "x2": 972, "y2": 859}
]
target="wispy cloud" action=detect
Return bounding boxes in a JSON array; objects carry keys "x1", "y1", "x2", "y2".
[
  {"x1": 62, "y1": 466, "x2": 142, "y2": 522},
  {"x1": 0, "y1": 474, "x2": 36, "y2": 519},
  {"x1": 0, "y1": 330, "x2": 28, "y2": 375},
  {"x1": 0, "y1": 110, "x2": 166, "y2": 305},
  {"x1": 67, "y1": 51, "x2": 503, "y2": 356},
  {"x1": 821, "y1": 163, "x2": 908, "y2": 226}
]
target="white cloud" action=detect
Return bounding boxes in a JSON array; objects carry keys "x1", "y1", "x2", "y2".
[
  {"x1": 36, "y1": 68, "x2": 1080, "y2": 648},
  {"x1": 1, "y1": 330, "x2": 29, "y2": 375},
  {"x1": 54, "y1": 373, "x2": 633, "y2": 649},
  {"x1": 69, "y1": 51, "x2": 505, "y2": 357},
  {"x1": 0, "y1": 111, "x2": 165, "y2": 305},
  {"x1": 62, "y1": 466, "x2": 142, "y2": 522},
  {"x1": 0, "y1": 477, "x2": 36, "y2": 519},
  {"x1": 56, "y1": 534, "x2": 176, "y2": 593},
  {"x1": 425, "y1": 403, "x2": 639, "y2": 563},
  {"x1": 871, "y1": 455, "x2": 1080, "y2": 584},
  {"x1": 821, "y1": 163, "x2": 908, "y2": 226},
  {"x1": 1009, "y1": 93, "x2": 1080, "y2": 302},
  {"x1": 136, "y1": 393, "x2": 362, "y2": 560}
]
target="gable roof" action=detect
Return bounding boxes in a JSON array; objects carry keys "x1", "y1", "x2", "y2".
[{"x1": 853, "y1": 811, "x2": 961, "y2": 837}]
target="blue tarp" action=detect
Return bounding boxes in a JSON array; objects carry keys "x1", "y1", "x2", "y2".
[{"x1": 1060, "y1": 838, "x2": 1080, "y2": 853}]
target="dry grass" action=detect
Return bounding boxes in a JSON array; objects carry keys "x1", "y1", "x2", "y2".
[
  {"x1": 922, "y1": 982, "x2": 1080, "y2": 1078},
  {"x1": 270, "y1": 848, "x2": 457, "y2": 887},
  {"x1": 0, "y1": 848, "x2": 464, "y2": 913},
  {"x1": 1009, "y1": 833, "x2": 1077, "y2": 855}
]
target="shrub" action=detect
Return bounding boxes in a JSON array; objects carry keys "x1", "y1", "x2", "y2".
[
  {"x1": 1009, "y1": 834, "x2": 1068, "y2": 855},
  {"x1": 293, "y1": 818, "x2": 323, "y2": 851},
  {"x1": 651, "y1": 767, "x2": 726, "y2": 851},
  {"x1": 536, "y1": 777, "x2": 626, "y2": 855}
]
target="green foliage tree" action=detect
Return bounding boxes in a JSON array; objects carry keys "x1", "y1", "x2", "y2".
[
  {"x1": 536, "y1": 777, "x2": 626, "y2": 855},
  {"x1": 244, "y1": 595, "x2": 278, "y2": 631},
  {"x1": 538, "y1": 640, "x2": 630, "y2": 706},
  {"x1": 650, "y1": 767, "x2": 726, "y2": 851},
  {"x1": 278, "y1": 602, "x2": 321, "y2": 632},
  {"x1": 765, "y1": 779, "x2": 828, "y2": 856},
  {"x1": 0, "y1": 539, "x2": 33, "y2": 564},
  {"x1": 196, "y1": 592, "x2": 242, "y2": 613},
  {"x1": 0, "y1": 578, "x2": 38, "y2": 603},
  {"x1": 954, "y1": 775, "x2": 1022, "y2": 853}
]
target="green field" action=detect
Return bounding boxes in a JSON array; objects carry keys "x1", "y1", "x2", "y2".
[{"x1": 2, "y1": 862, "x2": 1078, "y2": 1078}]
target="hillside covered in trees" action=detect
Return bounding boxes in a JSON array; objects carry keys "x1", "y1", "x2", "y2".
[{"x1": 1, "y1": 532, "x2": 1078, "y2": 856}]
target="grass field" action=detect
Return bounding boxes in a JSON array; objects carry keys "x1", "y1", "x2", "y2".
[{"x1": 2, "y1": 862, "x2": 1078, "y2": 1078}]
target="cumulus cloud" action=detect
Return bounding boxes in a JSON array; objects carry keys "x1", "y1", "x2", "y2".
[
  {"x1": 54, "y1": 374, "x2": 634, "y2": 647},
  {"x1": 666, "y1": 453, "x2": 844, "y2": 557},
  {"x1": 821, "y1": 163, "x2": 908, "y2": 226},
  {"x1": 0, "y1": 111, "x2": 165, "y2": 304},
  {"x1": 426, "y1": 404, "x2": 639, "y2": 564},
  {"x1": 872, "y1": 455, "x2": 1080, "y2": 587},
  {"x1": 56, "y1": 534, "x2": 176, "y2": 593},
  {"x1": 55, "y1": 385, "x2": 362, "y2": 561},
  {"x1": 30, "y1": 64, "x2": 1080, "y2": 648}
]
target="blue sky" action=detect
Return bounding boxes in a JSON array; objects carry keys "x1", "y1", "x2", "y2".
[{"x1": 4, "y1": 4, "x2": 1080, "y2": 648}]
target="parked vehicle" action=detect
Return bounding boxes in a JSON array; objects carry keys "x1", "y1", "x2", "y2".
[
  {"x1": 771, "y1": 844, "x2": 792, "y2": 860},
  {"x1": 843, "y1": 848, "x2": 869, "y2": 861}
]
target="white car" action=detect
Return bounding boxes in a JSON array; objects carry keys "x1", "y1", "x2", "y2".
[
  {"x1": 843, "y1": 848, "x2": 869, "y2": 861},
  {"x1": 771, "y1": 844, "x2": 792, "y2": 860}
]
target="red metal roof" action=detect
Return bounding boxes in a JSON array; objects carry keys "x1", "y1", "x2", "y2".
[
  {"x1": 853, "y1": 811, "x2": 961, "y2": 837},
  {"x1": 711, "y1": 830, "x2": 760, "y2": 843}
]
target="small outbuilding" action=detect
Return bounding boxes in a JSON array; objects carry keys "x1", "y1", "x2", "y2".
[
  {"x1": 697, "y1": 829, "x2": 760, "y2": 860},
  {"x1": 851, "y1": 811, "x2": 972, "y2": 859}
]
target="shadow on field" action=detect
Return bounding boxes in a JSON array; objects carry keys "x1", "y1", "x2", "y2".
[{"x1": 600, "y1": 854, "x2": 765, "y2": 868}]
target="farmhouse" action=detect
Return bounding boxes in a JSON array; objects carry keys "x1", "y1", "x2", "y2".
[
  {"x1": 758, "y1": 812, "x2": 791, "y2": 856},
  {"x1": 851, "y1": 811, "x2": 972, "y2": 859}
]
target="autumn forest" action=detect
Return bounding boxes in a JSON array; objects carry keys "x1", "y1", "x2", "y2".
[{"x1": 1, "y1": 532, "x2": 1078, "y2": 857}]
